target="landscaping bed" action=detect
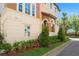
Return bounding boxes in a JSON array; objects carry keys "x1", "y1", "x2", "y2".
[
  {"x1": 21, "y1": 42, "x2": 65, "y2": 56},
  {"x1": 0, "y1": 25, "x2": 70, "y2": 56},
  {"x1": 0, "y1": 40, "x2": 41, "y2": 56},
  {"x1": 0, "y1": 37, "x2": 69, "y2": 56}
]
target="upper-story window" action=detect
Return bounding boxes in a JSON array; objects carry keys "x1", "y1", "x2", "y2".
[
  {"x1": 19, "y1": 3, "x2": 23, "y2": 12},
  {"x1": 32, "y1": 4, "x2": 35, "y2": 16},
  {"x1": 25, "y1": 3, "x2": 30, "y2": 15},
  {"x1": 50, "y1": 3, "x2": 52, "y2": 9}
]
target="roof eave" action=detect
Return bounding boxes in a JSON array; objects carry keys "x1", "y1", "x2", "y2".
[
  {"x1": 42, "y1": 12, "x2": 57, "y2": 20},
  {"x1": 53, "y1": 3, "x2": 61, "y2": 12}
]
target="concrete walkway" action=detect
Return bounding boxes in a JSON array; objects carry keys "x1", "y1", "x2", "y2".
[{"x1": 57, "y1": 38, "x2": 79, "y2": 56}]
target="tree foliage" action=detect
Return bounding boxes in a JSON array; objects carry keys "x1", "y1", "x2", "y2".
[
  {"x1": 69, "y1": 15, "x2": 79, "y2": 36},
  {"x1": 58, "y1": 26, "x2": 66, "y2": 42},
  {"x1": 39, "y1": 26, "x2": 49, "y2": 47},
  {"x1": 61, "y1": 13, "x2": 68, "y2": 35},
  {"x1": 57, "y1": 13, "x2": 79, "y2": 36}
]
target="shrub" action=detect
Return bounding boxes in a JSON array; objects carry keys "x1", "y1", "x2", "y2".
[
  {"x1": 0, "y1": 43, "x2": 5, "y2": 54},
  {"x1": 25, "y1": 41, "x2": 30, "y2": 48},
  {"x1": 0, "y1": 40, "x2": 37, "y2": 54},
  {"x1": 0, "y1": 43, "x2": 12, "y2": 54},
  {"x1": 20, "y1": 41, "x2": 27, "y2": 49},
  {"x1": 0, "y1": 32, "x2": 4, "y2": 44},
  {"x1": 0, "y1": 43, "x2": 4, "y2": 50},
  {"x1": 64, "y1": 36, "x2": 70, "y2": 42},
  {"x1": 25, "y1": 40, "x2": 35, "y2": 48},
  {"x1": 39, "y1": 26, "x2": 49, "y2": 47},
  {"x1": 19, "y1": 40, "x2": 35, "y2": 49},
  {"x1": 49, "y1": 36, "x2": 59, "y2": 44},
  {"x1": 13, "y1": 42, "x2": 20, "y2": 52},
  {"x1": 58, "y1": 27, "x2": 66, "y2": 42},
  {"x1": 3, "y1": 43, "x2": 12, "y2": 53}
]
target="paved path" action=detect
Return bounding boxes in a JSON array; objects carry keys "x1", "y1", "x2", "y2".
[
  {"x1": 44, "y1": 38, "x2": 79, "y2": 56},
  {"x1": 57, "y1": 38, "x2": 79, "y2": 56}
]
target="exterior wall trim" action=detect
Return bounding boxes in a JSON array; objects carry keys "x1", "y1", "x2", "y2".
[{"x1": 42, "y1": 12, "x2": 57, "y2": 20}]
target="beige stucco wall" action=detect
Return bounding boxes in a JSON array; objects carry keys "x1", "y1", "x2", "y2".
[
  {"x1": 41, "y1": 4, "x2": 59, "y2": 17},
  {"x1": 41, "y1": 3, "x2": 59, "y2": 34},
  {"x1": 1, "y1": 8, "x2": 42, "y2": 44},
  {"x1": 0, "y1": 3, "x2": 60, "y2": 44}
]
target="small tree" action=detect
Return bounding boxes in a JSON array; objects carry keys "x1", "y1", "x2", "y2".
[
  {"x1": 39, "y1": 26, "x2": 49, "y2": 47},
  {"x1": 58, "y1": 26, "x2": 66, "y2": 42}
]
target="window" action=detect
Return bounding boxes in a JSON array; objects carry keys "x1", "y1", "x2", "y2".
[
  {"x1": 50, "y1": 3, "x2": 52, "y2": 9},
  {"x1": 27, "y1": 26, "x2": 30, "y2": 36},
  {"x1": 24, "y1": 25, "x2": 27, "y2": 36},
  {"x1": 25, "y1": 3, "x2": 30, "y2": 15},
  {"x1": 32, "y1": 4, "x2": 35, "y2": 16},
  {"x1": 44, "y1": 20, "x2": 47, "y2": 26},
  {"x1": 24, "y1": 25, "x2": 30, "y2": 36},
  {"x1": 19, "y1": 3, "x2": 23, "y2": 12}
]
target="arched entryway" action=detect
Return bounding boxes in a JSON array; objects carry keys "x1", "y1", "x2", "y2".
[
  {"x1": 42, "y1": 19, "x2": 55, "y2": 32},
  {"x1": 41, "y1": 12, "x2": 56, "y2": 32},
  {"x1": 42, "y1": 19, "x2": 48, "y2": 27}
]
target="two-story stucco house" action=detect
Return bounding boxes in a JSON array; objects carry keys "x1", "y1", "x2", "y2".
[{"x1": 0, "y1": 3, "x2": 60, "y2": 44}]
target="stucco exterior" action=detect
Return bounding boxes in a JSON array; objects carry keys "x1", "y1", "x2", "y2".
[
  {"x1": 41, "y1": 4, "x2": 60, "y2": 18},
  {"x1": 40, "y1": 3, "x2": 60, "y2": 34},
  {"x1": 0, "y1": 3, "x2": 60, "y2": 44},
  {"x1": 1, "y1": 8, "x2": 42, "y2": 44}
]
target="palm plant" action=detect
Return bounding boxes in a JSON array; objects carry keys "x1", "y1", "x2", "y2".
[{"x1": 61, "y1": 13, "x2": 68, "y2": 34}]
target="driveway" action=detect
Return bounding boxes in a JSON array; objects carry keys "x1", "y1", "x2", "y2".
[{"x1": 57, "y1": 38, "x2": 79, "y2": 56}]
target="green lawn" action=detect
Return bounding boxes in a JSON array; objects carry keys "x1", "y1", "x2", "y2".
[{"x1": 22, "y1": 42, "x2": 64, "y2": 56}]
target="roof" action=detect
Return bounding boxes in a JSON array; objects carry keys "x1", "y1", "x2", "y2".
[{"x1": 53, "y1": 3, "x2": 61, "y2": 12}]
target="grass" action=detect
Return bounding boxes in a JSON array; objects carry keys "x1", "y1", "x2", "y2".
[
  {"x1": 22, "y1": 48, "x2": 49, "y2": 56},
  {"x1": 22, "y1": 42, "x2": 64, "y2": 56}
]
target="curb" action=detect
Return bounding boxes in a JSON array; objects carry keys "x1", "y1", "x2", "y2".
[{"x1": 43, "y1": 40, "x2": 72, "y2": 56}]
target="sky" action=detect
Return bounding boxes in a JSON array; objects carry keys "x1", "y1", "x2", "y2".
[{"x1": 58, "y1": 3, "x2": 79, "y2": 18}]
